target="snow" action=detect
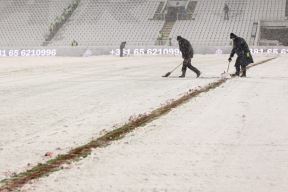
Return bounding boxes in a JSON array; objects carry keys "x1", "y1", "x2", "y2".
[
  {"x1": 0, "y1": 54, "x2": 231, "y2": 180},
  {"x1": 1, "y1": 54, "x2": 286, "y2": 192}
]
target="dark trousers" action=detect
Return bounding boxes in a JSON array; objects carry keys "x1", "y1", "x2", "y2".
[
  {"x1": 224, "y1": 12, "x2": 229, "y2": 20},
  {"x1": 235, "y1": 56, "x2": 247, "y2": 75},
  {"x1": 182, "y1": 58, "x2": 200, "y2": 75}
]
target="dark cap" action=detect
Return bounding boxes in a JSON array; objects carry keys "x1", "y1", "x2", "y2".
[
  {"x1": 177, "y1": 36, "x2": 182, "y2": 41},
  {"x1": 230, "y1": 33, "x2": 237, "y2": 39}
]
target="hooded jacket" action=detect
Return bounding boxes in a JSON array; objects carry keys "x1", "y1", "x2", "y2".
[
  {"x1": 230, "y1": 34, "x2": 254, "y2": 65},
  {"x1": 178, "y1": 36, "x2": 194, "y2": 59}
]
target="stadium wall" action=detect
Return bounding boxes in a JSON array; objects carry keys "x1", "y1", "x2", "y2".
[{"x1": 0, "y1": 46, "x2": 285, "y2": 57}]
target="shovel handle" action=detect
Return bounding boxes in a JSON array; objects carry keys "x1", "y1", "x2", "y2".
[
  {"x1": 171, "y1": 63, "x2": 183, "y2": 73},
  {"x1": 227, "y1": 61, "x2": 231, "y2": 73}
]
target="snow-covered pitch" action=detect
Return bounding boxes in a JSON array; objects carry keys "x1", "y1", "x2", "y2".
[{"x1": 1, "y1": 54, "x2": 288, "y2": 192}]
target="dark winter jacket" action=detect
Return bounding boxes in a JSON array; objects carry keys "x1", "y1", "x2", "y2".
[
  {"x1": 178, "y1": 37, "x2": 194, "y2": 59},
  {"x1": 120, "y1": 42, "x2": 126, "y2": 49},
  {"x1": 224, "y1": 4, "x2": 229, "y2": 12},
  {"x1": 230, "y1": 36, "x2": 254, "y2": 65}
]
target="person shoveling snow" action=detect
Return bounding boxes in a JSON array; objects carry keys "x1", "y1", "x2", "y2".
[
  {"x1": 177, "y1": 36, "x2": 201, "y2": 78},
  {"x1": 228, "y1": 33, "x2": 254, "y2": 77},
  {"x1": 163, "y1": 36, "x2": 201, "y2": 78}
]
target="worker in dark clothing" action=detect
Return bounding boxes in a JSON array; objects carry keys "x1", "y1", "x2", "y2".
[
  {"x1": 228, "y1": 33, "x2": 254, "y2": 77},
  {"x1": 224, "y1": 4, "x2": 229, "y2": 20},
  {"x1": 120, "y1": 41, "x2": 126, "y2": 57},
  {"x1": 177, "y1": 36, "x2": 201, "y2": 78}
]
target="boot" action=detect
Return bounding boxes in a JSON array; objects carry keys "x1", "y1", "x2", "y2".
[
  {"x1": 240, "y1": 70, "x2": 246, "y2": 77},
  {"x1": 179, "y1": 73, "x2": 185, "y2": 78},
  {"x1": 233, "y1": 65, "x2": 241, "y2": 77},
  {"x1": 179, "y1": 70, "x2": 186, "y2": 78},
  {"x1": 196, "y1": 71, "x2": 201, "y2": 78},
  {"x1": 231, "y1": 71, "x2": 240, "y2": 77}
]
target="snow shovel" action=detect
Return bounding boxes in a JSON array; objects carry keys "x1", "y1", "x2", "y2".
[
  {"x1": 162, "y1": 63, "x2": 182, "y2": 77},
  {"x1": 221, "y1": 61, "x2": 231, "y2": 79}
]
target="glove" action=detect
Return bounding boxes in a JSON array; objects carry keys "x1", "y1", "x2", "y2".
[{"x1": 228, "y1": 57, "x2": 232, "y2": 62}]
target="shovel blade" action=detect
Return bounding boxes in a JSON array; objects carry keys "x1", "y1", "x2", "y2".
[
  {"x1": 221, "y1": 71, "x2": 231, "y2": 79},
  {"x1": 162, "y1": 72, "x2": 171, "y2": 77}
]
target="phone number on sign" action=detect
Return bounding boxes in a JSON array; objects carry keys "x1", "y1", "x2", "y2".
[
  {"x1": 0, "y1": 49, "x2": 57, "y2": 57},
  {"x1": 111, "y1": 48, "x2": 181, "y2": 56},
  {"x1": 250, "y1": 48, "x2": 288, "y2": 54}
]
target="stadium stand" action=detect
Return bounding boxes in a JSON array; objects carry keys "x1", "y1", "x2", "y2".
[
  {"x1": 49, "y1": 0, "x2": 165, "y2": 46},
  {"x1": 259, "y1": 20, "x2": 288, "y2": 46},
  {"x1": 43, "y1": 0, "x2": 80, "y2": 46},
  {"x1": 286, "y1": 0, "x2": 288, "y2": 17},
  {"x1": 170, "y1": 0, "x2": 286, "y2": 46},
  {"x1": 0, "y1": 0, "x2": 74, "y2": 47},
  {"x1": 153, "y1": 1, "x2": 166, "y2": 20},
  {"x1": 0, "y1": 0, "x2": 286, "y2": 47}
]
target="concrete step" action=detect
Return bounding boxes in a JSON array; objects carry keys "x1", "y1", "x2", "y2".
[{"x1": 155, "y1": 21, "x2": 176, "y2": 45}]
